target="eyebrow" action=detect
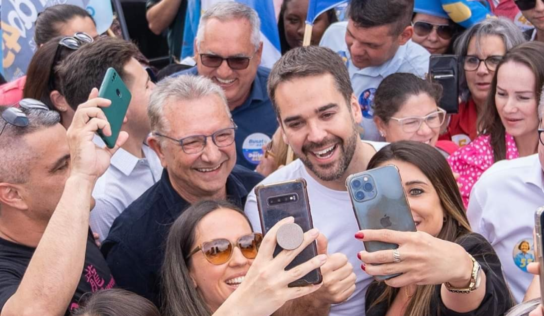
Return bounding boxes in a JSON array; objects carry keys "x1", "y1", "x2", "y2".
[
  {"x1": 283, "y1": 103, "x2": 339, "y2": 125},
  {"x1": 405, "y1": 180, "x2": 429, "y2": 186},
  {"x1": 497, "y1": 85, "x2": 533, "y2": 94},
  {"x1": 49, "y1": 154, "x2": 70, "y2": 173}
]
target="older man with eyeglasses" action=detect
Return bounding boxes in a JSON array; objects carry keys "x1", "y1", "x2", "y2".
[
  {"x1": 101, "y1": 75, "x2": 264, "y2": 307},
  {"x1": 171, "y1": 2, "x2": 278, "y2": 170}
]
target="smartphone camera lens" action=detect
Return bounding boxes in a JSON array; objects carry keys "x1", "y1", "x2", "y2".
[
  {"x1": 355, "y1": 191, "x2": 365, "y2": 200},
  {"x1": 352, "y1": 180, "x2": 361, "y2": 188},
  {"x1": 363, "y1": 183, "x2": 373, "y2": 192}
]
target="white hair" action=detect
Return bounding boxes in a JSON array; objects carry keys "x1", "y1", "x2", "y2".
[
  {"x1": 196, "y1": 2, "x2": 261, "y2": 51},
  {"x1": 148, "y1": 75, "x2": 230, "y2": 133}
]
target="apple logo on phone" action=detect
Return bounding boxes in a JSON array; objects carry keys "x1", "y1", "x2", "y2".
[{"x1": 380, "y1": 215, "x2": 392, "y2": 228}]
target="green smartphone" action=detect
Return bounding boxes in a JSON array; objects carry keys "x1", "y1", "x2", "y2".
[{"x1": 97, "y1": 67, "x2": 132, "y2": 148}]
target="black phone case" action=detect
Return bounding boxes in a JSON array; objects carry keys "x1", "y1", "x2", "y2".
[
  {"x1": 429, "y1": 55, "x2": 459, "y2": 114},
  {"x1": 255, "y1": 179, "x2": 322, "y2": 287}
]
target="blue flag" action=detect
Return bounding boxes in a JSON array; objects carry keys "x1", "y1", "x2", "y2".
[
  {"x1": 86, "y1": 0, "x2": 114, "y2": 35},
  {"x1": 181, "y1": 0, "x2": 281, "y2": 69},
  {"x1": 1, "y1": 0, "x2": 90, "y2": 81},
  {"x1": 306, "y1": 0, "x2": 349, "y2": 24}
]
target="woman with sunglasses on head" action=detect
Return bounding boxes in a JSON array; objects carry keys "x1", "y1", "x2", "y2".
[
  {"x1": 412, "y1": 0, "x2": 464, "y2": 55},
  {"x1": 373, "y1": 73, "x2": 458, "y2": 157},
  {"x1": 23, "y1": 33, "x2": 93, "y2": 127},
  {"x1": 449, "y1": 41, "x2": 544, "y2": 207},
  {"x1": 0, "y1": 4, "x2": 97, "y2": 106},
  {"x1": 439, "y1": 17, "x2": 526, "y2": 147},
  {"x1": 162, "y1": 199, "x2": 352, "y2": 316},
  {"x1": 356, "y1": 141, "x2": 513, "y2": 316}
]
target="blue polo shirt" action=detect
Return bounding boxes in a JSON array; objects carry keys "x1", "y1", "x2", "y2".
[
  {"x1": 101, "y1": 166, "x2": 263, "y2": 306},
  {"x1": 172, "y1": 66, "x2": 278, "y2": 169}
]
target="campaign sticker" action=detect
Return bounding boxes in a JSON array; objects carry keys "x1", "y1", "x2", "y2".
[
  {"x1": 242, "y1": 133, "x2": 271, "y2": 165},
  {"x1": 513, "y1": 239, "x2": 535, "y2": 273},
  {"x1": 358, "y1": 88, "x2": 376, "y2": 119},
  {"x1": 451, "y1": 134, "x2": 472, "y2": 147},
  {"x1": 336, "y1": 51, "x2": 349, "y2": 66}
]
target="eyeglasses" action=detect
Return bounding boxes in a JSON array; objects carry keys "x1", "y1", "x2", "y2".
[
  {"x1": 514, "y1": 0, "x2": 539, "y2": 10},
  {"x1": 463, "y1": 55, "x2": 503, "y2": 72},
  {"x1": 187, "y1": 233, "x2": 263, "y2": 265},
  {"x1": 200, "y1": 53, "x2": 255, "y2": 70},
  {"x1": 389, "y1": 108, "x2": 446, "y2": 133},
  {"x1": 412, "y1": 21, "x2": 456, "y2": 40},
  {"x1": 153, "y1": 124, "x2": 237, "y2": 154},
  {"x1": 539, "y1": 128, "x2": 544, "y2": 146},
  {"x1": 0, "y1": 99, "x2": 49, "y2": 136},
  {"x1": 48, "y1": 32, "x2": 94, "y2": 90}
]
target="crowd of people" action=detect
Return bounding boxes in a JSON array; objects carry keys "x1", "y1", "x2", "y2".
[{"x1": 2, "y1": 0, "x2": 544, "y2": 315}]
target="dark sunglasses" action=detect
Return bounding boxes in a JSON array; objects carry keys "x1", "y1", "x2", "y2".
[
  {"x1": 186, "y1": 233, "x2": 263, "y2": 265},
  {"x1": 48, "y1": 32, "x2": 94, "y2": 90},
  {"x1": 200, "y1": 53, "x2": 254, "y2": 70},
  {"x1": 0, "y1": 99, "x2": 49, "y2": 136},
  {"x1": 412, "y1": 21, "x2": 456, "y2": 40},
  {"x1": 515, "y1": 0, "x2": 538, "y2": 10}
]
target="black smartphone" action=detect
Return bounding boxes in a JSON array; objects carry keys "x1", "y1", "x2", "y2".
[
  {"x1": 97, "y1": 67, "x2": 132, "y2": 148},
  {"x1": 429, "y1": 55, "x2": 459, "y2": 114},
  {"x1": 255, "y1": 179, "x2": 322, "y2": 287},
  {"x1": 535, "y1": 206, "x2": 544, "y2": 301},
  {"x1": 346, "y1": 165, "x2": 416, "y2": 279}
]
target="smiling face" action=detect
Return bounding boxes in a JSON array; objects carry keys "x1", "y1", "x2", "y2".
[
  {"x1": 283, "y1": 0, "x2": 332, "y2": 48},
  {"x1": 275, "y1": 74, "x2": 362, "y2": 183},
  {"x1": 195, "y1": 17, "x2": 262, "y2": 110},
  {"x1": 376, "y1": 93, "x2": 441, "y2": 146},
  {"x1": 411, "y1": 13, "x2": 452, "y2": 54},
  {"x1": 189, "y1": 208, "x2": 254, "y2": 312},
  {"x1": 151, "y1": 94, "x2": 236, "y2": 202},
  {"x1": 520, "y1": 0, "x2": 544, "y2": 32},
  {"x1": 380, "y1": 159, "x2": 445, "y2": 237},
  {"x1": 465, "y1": 35, "x2": 506, "y2": 108},
  {"x1": 495, "y1": 61, "x2": 539, "y2": 140}
]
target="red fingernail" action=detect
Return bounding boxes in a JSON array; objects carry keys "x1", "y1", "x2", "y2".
[
  {"x1": 355, "y1": 232, "x2": 364, "y2": 239},
  {"x1": 357, "y1": 252, "x2": 361, "y2": 260},
  {"x1": 361, "y1": 264, "x2": 366, "y2": 271}
]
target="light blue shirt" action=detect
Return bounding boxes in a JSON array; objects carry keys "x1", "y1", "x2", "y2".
[
  {"x1": 320, "y1": 21, "x2": 430, "y2": 141},
  {"x1": 467, "y1": 154, "x2": 544, "y2": 302},
  {"x1": 90, "y1": 136, "x2": 163, "y2": 241}
]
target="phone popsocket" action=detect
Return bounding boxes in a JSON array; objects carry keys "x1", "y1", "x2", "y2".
[{"x1": 276, "y1": 223, "x2": 304, "y2": 250}]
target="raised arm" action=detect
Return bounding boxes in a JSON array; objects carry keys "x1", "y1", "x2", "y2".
[
  {"x1": 1, "y1": 89, "x2": 127, "y2": 316},
  {"x1": 146, "y1": 0, "x2": 184, "y2": 35}
]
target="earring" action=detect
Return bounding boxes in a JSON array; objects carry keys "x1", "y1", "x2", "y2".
[
  {"x1": 443, "y1": 217, "x2": 447, "y2": 222},
  {"x1": 379, "y1": 131, "x2": 385, "y2": 137}
]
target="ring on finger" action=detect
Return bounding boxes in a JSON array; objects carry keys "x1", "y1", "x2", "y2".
[{"x1": 392, "y1": 249, "x2": 401, "y2": 263}]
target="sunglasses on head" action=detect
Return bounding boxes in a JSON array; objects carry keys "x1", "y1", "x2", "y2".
[
  {"x1": 187, "y1": 233, "x2": 263, "y2": 265},
  {"x1": 412, "y1": 21, "x2": 456, "y2": 40},
  {"x1": 199, "y1": 53, "x2": 254, "y2": 70},
  {"x1": 515, "y1": 0, "x2": 538, "y2": 10},
  {"x1": 48, "y1": 32, "x2": 94, "y2": 91},
  {"x1": 0, "y1": 99, "x2": 49, "y2": 136}
]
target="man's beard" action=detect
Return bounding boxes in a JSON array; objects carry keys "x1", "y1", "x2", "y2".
[{"x1": 300, "y1": 129, "x2": 358, "y2": 182}]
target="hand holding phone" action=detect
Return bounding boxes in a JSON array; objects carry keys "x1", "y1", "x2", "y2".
[
  {"x1": 429, "y1": 55, "x2": 459, "y2": 114},
  {"x1": 97, "y1": 67, "x2": 131, "y2": 148},
  {"x1": 255, "y1": 179, "x2": 322, "y2": 287}
]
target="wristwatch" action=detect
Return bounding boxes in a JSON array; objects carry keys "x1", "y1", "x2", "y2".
[{"x1": 445, "y1": 254, "x2": 482, "y2": 294}]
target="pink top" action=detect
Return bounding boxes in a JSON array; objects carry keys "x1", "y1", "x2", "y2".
[{"x1": 448, "y1": 134, "x2": 519, "y2": 207}]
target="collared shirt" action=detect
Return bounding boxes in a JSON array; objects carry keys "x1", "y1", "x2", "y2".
[
  {"x1": 467, "y1": 154, "x2": 544, "y2": 302},
  {"x1": 90, "y1": 136, "x2": 163, "y2": 241},
  {"x1": 320, "y1": 21, "x2": 430, "y2": 141},
  {"x1": 172, "y1": 66, "x2": 278, "y2": 169},
  {"x1": 101, "y1": 166, "x2": 263, "y2": 306}
]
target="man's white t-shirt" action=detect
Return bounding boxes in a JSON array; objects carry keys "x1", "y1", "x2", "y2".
[
  {"x1": 245, "y1": 141, "x2": 387, "y2": 316},
  {"x1": 320, "y1": 21, "x2": 430, "y2": 141}
]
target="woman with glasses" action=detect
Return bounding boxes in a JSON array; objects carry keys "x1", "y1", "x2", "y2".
[
  {"x1": 162, "y1": 200, "x2": 333, "y2": 316},
  {"x1": 358, "y1": 141, "x2": 513, "y2": 316},
  {"x1": 412, "y1": 0, "x2": 464, "y2": 55},
  {"x1": 23, "y1": 33, "x2": 93, "y2": 127},
  {"x1": 449, "y1": 41, "x2": 544, "y2": 207},
  {"x1": 373, "y1": 73, "x2": 457, "y2": 157},
  {"x1": 440, "y1": 18, "x2": 526, "y2": 146}
]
